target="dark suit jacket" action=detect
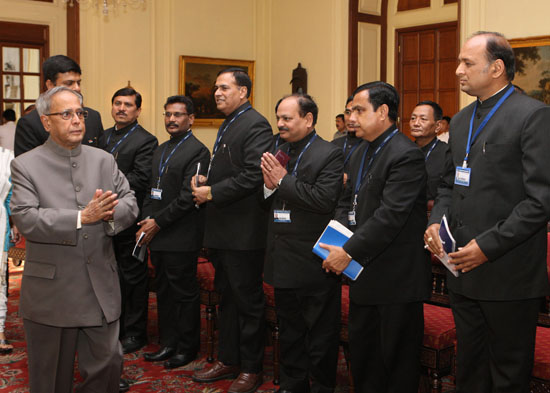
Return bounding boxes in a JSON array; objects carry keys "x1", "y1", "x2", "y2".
[
  {"x1": 429, "y1": 85, "x2": 550, "y2": 300},
  {"x1": 264, "y1": 132, "x2": 344, "y2": 289},
  {"x1": 335, "y1": 127, "x2": 431, "y2": 305},
  {"x1": 14, "y1": 107, "x2": 104, "y2": 157},
  {"x1": 205, "y1": 102, "x2": 273, "y2": 250},
  {"x1": 142, "y1": 131, "x2": 210, "y2": 252},
  {"x1": 421, "y1": 137, "x2": 449, "y2": 201},
  {"x1": 100, "y1": 121, "x2": 158, "y2": 211}
]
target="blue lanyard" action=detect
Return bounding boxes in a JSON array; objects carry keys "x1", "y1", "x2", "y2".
[
  {"x1": 212, "y1": 105, "x2": 251, "y2": 156},
  {"x1": 343, "y1": 138, "x2": 361, "y2": 165},
  {"x1": 106, "y1": 123, "x2": 138, "y2": 154},
  {"x1": 287, "y1": 132, "x2": 317, "y2": 176},
  {"x1": 353, "y1": 129, "x2": 399, "y2": 204},
  {"x1": 424, "y1": 138, "x2": 439, "y2": 161},
  {"x1": 274, "y1": 134, "x2": 281, "y2": 150},
  {"x1": 463, "y1": 85, "x2": 514, "y2": 167},
  {"x1": 157, "y1": 131, "x2": 192, "y2": 184}
]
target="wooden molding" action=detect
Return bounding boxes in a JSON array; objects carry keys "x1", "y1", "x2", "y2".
[{"x1": 67, "y1": 1, "x2": 80, "y2": 63}]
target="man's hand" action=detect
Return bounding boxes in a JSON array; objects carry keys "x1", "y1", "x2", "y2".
[
  {"x1": 320, "y1": 243, "x2": 352, "y2": 274},
  {"x1": 81, "y1": 189, "x2": 119, "y2": 225},
  {"x1": 10, "y1": 225, "x2": 21, "y2": 244},
  {"x1": 424, "y1": 224, "x2": 443, "y2": 257},
  {"x1": 136, "y1": 218, "x2": 160, "y2": 245},
  {"x1": 261, "y1": 152, "x2": 287, "y2": 189},
  {"x1": 448, "y1": 239, "x2": 488, "y2": 273},
  {"x1": 191, "y1": 175, "x2": 211, "y2": 205}
]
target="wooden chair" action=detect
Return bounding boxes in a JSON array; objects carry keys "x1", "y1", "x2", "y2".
[
  {"x1": 196, "y1": 257, "x2": 219, "y2": 362},
  {"x1": 420, "y1": 255, "x2": 456, "y2": 392}
]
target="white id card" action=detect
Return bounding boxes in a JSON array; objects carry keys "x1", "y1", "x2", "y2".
[
  {"x1": 348, "y1": 211, "x2": 356, "y2": 226},
  {"x1": 274, "y1": 209, "x2": 291, "y2": 223},
  {"x1": 455, "y1": 167, "x2": 471, "y2": 187},
  {"x1": 151, "y1": 188, "x2": 163, "y2": 200}
]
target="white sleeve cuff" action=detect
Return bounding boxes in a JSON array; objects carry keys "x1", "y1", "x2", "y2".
[
  {"x1": 77, "y1": 211, "x2": 82, "y2": 229},
  {"x1": 263, "y1": 184, "x2": 276, "y2": 199}
]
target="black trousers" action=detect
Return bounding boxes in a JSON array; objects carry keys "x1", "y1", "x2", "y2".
[
  {"x1": 210, "y1": 248, "x2": 265, "y2": 373},
  {"x1": 114, "y1": 233, "x2": 149, "y2": 340},
  {"x1": 150, "y1": 250, "x2": 200, "y2": 354},
  {"x1": 274, "y1": 283, "x2": 341, "y2": 393},
  {"x1": 349, "y1": 301, "x2": 424, "y2": 393},
  {"x1": 450, "y1": 291, "x2": 541, "y2": 393}
]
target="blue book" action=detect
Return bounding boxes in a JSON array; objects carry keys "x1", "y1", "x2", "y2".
[{"x1": 313, "y1": 220, "x2": 364, "y2": 281}]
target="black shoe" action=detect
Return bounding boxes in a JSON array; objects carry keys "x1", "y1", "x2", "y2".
[
  {"x1": 164, "y1": 352, "x2": 197, "y2": 369},
  {"x1": 143, "y1": 346, "x2": 175, "y2": 362},
  {"x1": 121, "y1": 336, "x2": 147, "y2": 354},
  {"x1": 119, "y1": 378, "x2": 130, "y2": 392}
]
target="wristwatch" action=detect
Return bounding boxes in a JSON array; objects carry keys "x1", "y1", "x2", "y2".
[{"x1": 206, "y1": 187, "x2": 213, "y2": 201}]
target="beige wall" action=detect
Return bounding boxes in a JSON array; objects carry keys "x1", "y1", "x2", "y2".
[{"x1": 79, "y1": 0, "x2": 349, "y2": 147}]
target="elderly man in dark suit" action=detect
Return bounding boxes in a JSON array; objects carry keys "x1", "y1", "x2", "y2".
[
  {"x1": 191, "y1": 68, "x2": 272, "y2": 393},
  {"x1": 261, "y1": 93, "x2": 344, "y2": 393},
  {"x1": 14, "y1": 55, "x2": 103, "y2": 156},
  {"x1": 425, "y1": 31, "x2": 550, "y2": 393},
  {"x1": 322, "y1": 81, "x2": 430, "y2": 393},
  {"x1": 10, "y1": 86, "x2": 138, "y2": 393}
]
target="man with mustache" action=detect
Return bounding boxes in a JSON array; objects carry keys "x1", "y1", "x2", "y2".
[
  {"x1": 191, "y1": 68, "x2": 272, "y2": 393},
  {"x1": 139, "y1": 95, "x2": 210, "y2": 369},
  {"x1": 262, "y1": 93, "x2": 344, "y2": 393},
  {"x1": 101, "y1": 87, "x2": 158, "y2": 355}
]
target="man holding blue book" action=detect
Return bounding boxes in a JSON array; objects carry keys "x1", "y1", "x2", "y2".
[{"x1": 321, "y1": 82, "x2": 430, "y2": 393}]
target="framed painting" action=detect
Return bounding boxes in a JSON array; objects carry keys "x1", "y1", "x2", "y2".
[
  {"x1": 509, "y1": 35, "x2": 550, "y2": 104},
  {"x1": 179, "y1": 55, "x2": 255, "y2": 127}
]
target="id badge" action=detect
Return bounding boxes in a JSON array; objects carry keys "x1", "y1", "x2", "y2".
[
  {"x1": 151, "y1": 188, "x2": 163, "y2": 200},
  {"x1": 455, "y1": 167, "x2": 471, "y2": 187},
  {"x1": 348, "y1": 211, "x2": 356, "y2": 226},
  {"x1": 274, "y1": 209, "x2": 291, "y2": 223}
]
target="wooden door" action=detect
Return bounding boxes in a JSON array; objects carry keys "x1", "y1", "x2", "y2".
[
  {"x1": 0, "y1": 21, "x2": 49, "y2": 119},
  {"x1": 396, "y1": 22, "x2": 458, "y2": 139}
]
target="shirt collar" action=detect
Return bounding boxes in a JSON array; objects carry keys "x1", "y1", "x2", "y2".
[
  {"x1": 114, "y1": 120, "x2": 138, "y2": 134},
  {"x1": 369, "y1": 125, "x2": 398, "y2": 150}
]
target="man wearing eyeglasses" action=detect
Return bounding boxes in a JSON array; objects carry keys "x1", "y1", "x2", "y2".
[
  {"x1": 14, "y1": 55, "x2": 104, "y2": 157},
  {"x1": 10, "y1": 86, "x2": 138, "y2": 393},
  {"x1": 100, "y1": 87, "x2": 158, "y2": 355},
  {"x1": 138, "y1": 95, "x2": 210, "y2": 369}
]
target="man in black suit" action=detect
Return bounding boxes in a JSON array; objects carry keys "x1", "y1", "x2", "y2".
[
  {"x1": 261, "y1": 93, "x2": 343, "y2": 393},
  {"x1": 14, "y1": 55, "x2": 104, "y2": 156},
  {"x1": 409, "y1": 100, "x2": 449, "y2": 202},
  {"x1": 191, "y1": 68, "x2": 272, "y2": 393},
  {"x1": 101, "y1": 87, "x2": 158, "y2": 354},
  {"x1": 322, "y1": 81, "x2": 430, "y2": 393},
  {"x1": 331, "y1": 96, "x2": 363, "y2": 186},
  {"x1": 425, "y1": 32, "x2": 550, "y2": 393},
  {"x1": 139, "y1": 95, "x2": 210, "y2": 369}
]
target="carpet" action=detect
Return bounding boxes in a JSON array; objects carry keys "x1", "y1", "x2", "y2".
[{"x1": 0, "y1": 264, "x2": 455, "y2": 392}]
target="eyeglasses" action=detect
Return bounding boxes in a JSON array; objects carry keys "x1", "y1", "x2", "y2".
[
  {"x1": 163, "y1": 112, "x2": 189, "y2": 118},
  {"x1": 46, "y1": 110, "x2": 88, "y2": 120}
]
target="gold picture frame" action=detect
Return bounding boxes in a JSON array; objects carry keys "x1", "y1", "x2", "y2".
[
  {"x1": 178, "y1": 55, "x2": 255, "y2": 127},
  {"x1": 509, "y1": 35, "x2": 550, "y2": 104}
]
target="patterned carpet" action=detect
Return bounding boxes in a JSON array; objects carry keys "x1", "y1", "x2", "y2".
[{"x1": 0, "y1": 263, "x2": 455, "y2": 392}]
